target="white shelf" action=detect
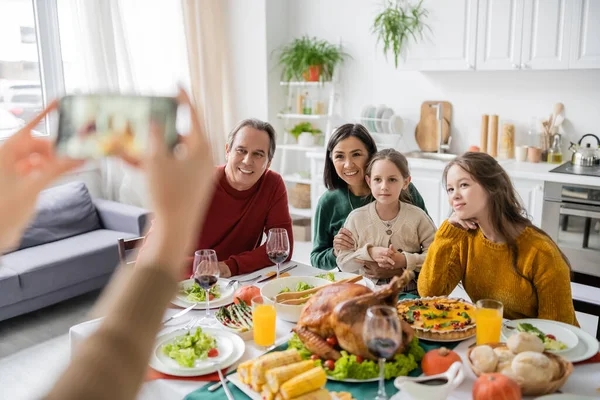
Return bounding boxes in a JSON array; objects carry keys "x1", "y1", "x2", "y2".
[
  {"x1": 283, "y1": 175, "x2": 311, "y2": 185},
  {"x1": 277, "y1": 113, "x2": 328, "y2": 120},
  {"x1": 278, "y1": 144, "x2": 323, "y2": 151},
  {"x1": 288, "y1": 205, "x2": 312, "y2": 218},
  {"x1": 280, "y1": 81, "x2": 331, "y2": 87}
]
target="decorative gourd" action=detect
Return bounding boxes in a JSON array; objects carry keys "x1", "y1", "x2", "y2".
[
  {"x1": 472, "y1": 373, "x2": 522, "y2": 400},
  {"x1": 233, "y1": 286, "x2": 261, "y2": 305},
  {"x1": 421, "y1": 347, "x2": 462, "y2": 376}
]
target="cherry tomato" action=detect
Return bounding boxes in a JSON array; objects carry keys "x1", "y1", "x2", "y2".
[
  {"x1": 326, "y1": 336, "x2": 338, "y2": 346},
  {"x1": 356, "y1": 355, "x2": 364, "y2": 364},
  {"x1": 546, "y1": 334, "x2": 557, "y2": 340},
  {"x1": 208, "y1": 294, "x2": 215, "y2": 300},
  {"x1": 310, "y1": 354, "x2": 320, "y2": 361},
  {"x1": 208, "y1": 348, "x2": 219, "y2": 357},
  {"x1": 324, "y1": 360, "x2": 335, "y2": 370}
]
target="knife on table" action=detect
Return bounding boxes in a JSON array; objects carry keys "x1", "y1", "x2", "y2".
[
  {"x1": 256, "y1": 264, "x2": 298, "y2": 283},
  {"x1": 161, "y1": 302, "x2": 197, "y2": 325}
]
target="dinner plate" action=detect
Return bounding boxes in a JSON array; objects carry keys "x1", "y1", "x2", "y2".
[
  {"x1": 228, "y1": 372, "x2": 346, "y2": 399},
  {"x1": 416, "y1": 333, "x2": 476, "y2": 343},
  {"x1": 314, "y1": 271, "x2": 376, "y2": 290},
  {"x1": 502, "y1": 318, "x2": 598, "y2": 363},
  {"x1": 501, "y1": 319, "x2": 579, "y2": 354},
  {"x1": 375, "y1": 105, "x2": 389, "y2": 133},
  {"x1": 380, "y1": 108, "x2": 395, "y2": 133},
  {"x1": 172, "y1": 278, "x2": 235, "y2": 309},
  {"x1": 150, "y1": 327, "x2": 245, "y2": 377}
]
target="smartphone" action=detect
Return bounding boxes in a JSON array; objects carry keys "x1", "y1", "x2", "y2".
[{"x1": 56, "y1": 94, "x2": 178, "y2": 160}]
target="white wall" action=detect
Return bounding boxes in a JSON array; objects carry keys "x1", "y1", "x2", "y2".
[{"x1": 280, "y1": 0, "x2": 600, "y2": 154}]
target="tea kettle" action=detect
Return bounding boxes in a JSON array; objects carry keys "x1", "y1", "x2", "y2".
[{"x1": 569, "y1": 134, "x2": 600, "y2": 166}]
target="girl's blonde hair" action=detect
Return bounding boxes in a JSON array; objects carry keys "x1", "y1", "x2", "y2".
[{"x1": 365, "y1": 148, "x2": 413, "y2": 205}]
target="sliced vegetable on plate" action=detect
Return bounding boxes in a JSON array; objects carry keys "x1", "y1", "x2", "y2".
[{"x1": 216, "y1": 300, "x2": 254, "y2": 333}]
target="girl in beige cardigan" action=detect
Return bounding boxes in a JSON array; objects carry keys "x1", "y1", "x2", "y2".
[{"x1": 336, "y1": 149, "x2": 436, "y2": 292}]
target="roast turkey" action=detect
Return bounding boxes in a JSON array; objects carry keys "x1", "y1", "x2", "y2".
[{"x1": 292, "y1": 270, "x2": 415, "y2": 361}]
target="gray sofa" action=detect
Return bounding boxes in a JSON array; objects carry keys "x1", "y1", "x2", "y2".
[{"x1": 0, "y1": 181, "x2": 150, "y2": 322}]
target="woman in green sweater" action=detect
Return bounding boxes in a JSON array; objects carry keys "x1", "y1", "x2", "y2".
[{"x1": 310, "y1": 123, "x2": 429, "y2": 272}]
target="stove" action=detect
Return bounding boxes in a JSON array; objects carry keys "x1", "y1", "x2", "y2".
[{"x1": 550, "y1": 162, "x2": 600, "y2": 177}]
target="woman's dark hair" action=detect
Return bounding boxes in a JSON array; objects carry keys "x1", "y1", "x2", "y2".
[
  {"x1": 366, "y1": 148, "x2": 413, "y2": 204},
  {"x1": 443, "y1": 152, "x2": 572, "y2": 288},
  {"x1": 323, "y1": 123, "x2": 377, "y2": 190}
]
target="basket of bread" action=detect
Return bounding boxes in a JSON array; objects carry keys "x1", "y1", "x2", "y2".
[{"x1": 466, "y1": 332, "x2": 573, "y2": 396}]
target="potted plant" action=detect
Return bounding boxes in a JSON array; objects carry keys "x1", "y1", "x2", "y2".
[
  {"x1": 290, "y1": 122, "x2": 322, "y2": 146},
  {"x1": 276, "y1": 35, "x2": 350, "y2": 82},
  {"x1": 372, "y1": 0, "x2": 430, "y2": 68}
]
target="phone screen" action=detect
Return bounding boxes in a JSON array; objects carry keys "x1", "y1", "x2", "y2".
[{"x1": 56, "y1": 94, "x2": 178, "y2": 160}]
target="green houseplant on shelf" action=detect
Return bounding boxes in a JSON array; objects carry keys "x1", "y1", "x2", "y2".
[
  {"x1": 276, "y1": 35, "x2": 350, "y2": 82},
  {"x1": 372, "y1": 0, "x2": 430, "y2": 68},
  {"x1": 290, "y1": 122, "x2": 322, "y2": 146}
]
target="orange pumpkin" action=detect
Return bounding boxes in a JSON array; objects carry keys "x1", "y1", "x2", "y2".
[
  {"x1": 472, "y1": 373, "x2": 522, "y2": 400},
  {"x1": 421, "y1": 347, "x2": 462, "y2": 376},
  {"x1": 233, "y1": 285, "x2": 261, "y2": 305}
]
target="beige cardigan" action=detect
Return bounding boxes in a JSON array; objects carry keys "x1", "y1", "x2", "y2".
[{"x1": 336, "y1": 201, "x2": 436, "y2": 274}]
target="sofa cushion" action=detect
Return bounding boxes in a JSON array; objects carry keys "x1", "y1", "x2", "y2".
[
  {"x1": 2, "y1": 229, "x2": 136, "y2": 300},
  {"x1": 18, "y1": 181, "x2": 102, "y2": 251},
  {"x1": 0, "y1": 266, "x2": 22, "y2": 307}
]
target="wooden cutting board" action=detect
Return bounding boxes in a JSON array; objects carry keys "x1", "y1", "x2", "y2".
[{"x1": 415, "y1": 101, "x2": 452, "y2": 152}]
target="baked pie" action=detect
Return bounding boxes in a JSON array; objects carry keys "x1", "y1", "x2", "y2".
[{"x1": 397, "y1": 296, "x2": 477, "y2": 341}]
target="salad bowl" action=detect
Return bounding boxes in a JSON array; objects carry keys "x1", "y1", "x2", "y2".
[{"x1": 261, "y1": 276, "x2": 331, "y2": 322}]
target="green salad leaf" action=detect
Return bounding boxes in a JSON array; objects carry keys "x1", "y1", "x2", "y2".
[
  {"x1": 161, "y1": 327, "x2": 217, "y2": 367},
  {"x1": 183, "y1": 282, "x2": 220, "y2": 302},
  {"x1": 278, "y1": 282, "x2": 315, "y2": 294},
  {"x1": 287, "y1": 333, "x2": 423, "y2": 380},
  {"x1": 316, "y1": 272, "x2": 336, "y2": 282}
]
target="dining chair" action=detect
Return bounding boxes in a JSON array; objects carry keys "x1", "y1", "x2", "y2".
[
  {"x1": 117, "y1": 236, "x2": 145, "y2": 265},
  {"x1": 572, "y1": 298, "x2": 600, "y2": 341}
]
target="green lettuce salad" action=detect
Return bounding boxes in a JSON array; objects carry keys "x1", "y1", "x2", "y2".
[
  {"x1": 278, "y1": 282, "x2": 314, "y2": 294},
  {"x1": 162, "y1": 327, "x2": 217, "y2": 367},
  {"x1": 183, "y1": 282, "x2": 220, "y2": 302},
  {"x1": 287, "y1": 333, "x2": 424, "y2": 380},
  {"x1": 316, "y1": 272, "x2": 336, "y2": 282}
]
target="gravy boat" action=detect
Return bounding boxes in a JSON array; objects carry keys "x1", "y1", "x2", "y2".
[{"x1": 394, "y1": 361, "x2": 464, "y2": 400}]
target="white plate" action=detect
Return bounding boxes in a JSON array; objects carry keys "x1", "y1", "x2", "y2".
[
  {"x1": 361, "y1": 104, "x2": 375, "y2": 127},
  {"x1": 417, "y1": 333, "x2": 476, "y2": 343},
  {"x1": 380, "y1": 108, "x2": 395, "y2": 133},
  {"x1": 389, "y1": 114, "x2": 404, "y2": 135},
  {"x1": 327, "y1": 375, "x2": 380, "y2": 383},
  {"x1": 229, "y1": 372, "x2": 345, "y2": 399},
  {"x1": 150, "y1": 327, "x2": 245, "y2": 377},
  {"x1": 536, "y1": 395, "x2": 599, "y2": 400},
  {"x1": 314, "y1": 271, "x2": 376, "y2": 290},
  {"x1": 172, "y1": 278, "x2": 235, "y2": 309},
  {"x1": 375, "y1": 105, "x2": 389, "y2": 133},
  {"x1": 502, "y1": 319, "x2": 579, "y2": 354},
  {"x1": 502, "y1": 318, "x2": 598, "y2": 363}
]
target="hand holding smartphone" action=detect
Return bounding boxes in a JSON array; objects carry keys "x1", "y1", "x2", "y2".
[{"x1": 56, "y1": 94, "x2": 179, "y2": 161}]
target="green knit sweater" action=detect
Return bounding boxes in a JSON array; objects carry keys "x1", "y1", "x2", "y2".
[{"x1": 310, "y1": 183, "x2": 428, "y2": 270}]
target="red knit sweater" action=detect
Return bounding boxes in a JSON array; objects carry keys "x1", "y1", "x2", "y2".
[{"x1": 138, "y1": 166, "x2": 293, "y2": 276}]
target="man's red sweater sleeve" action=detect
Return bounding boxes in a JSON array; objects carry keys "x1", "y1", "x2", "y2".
[{"x1": 224, "y1": 176, "x2": 294, "y2": 275}]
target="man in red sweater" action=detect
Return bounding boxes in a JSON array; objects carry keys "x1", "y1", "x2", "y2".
[{"x1": 137, "y1": 119, "x2": 293, "y2": 277}]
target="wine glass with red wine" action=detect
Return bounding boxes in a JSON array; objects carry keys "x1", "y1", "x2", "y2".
[
  {"x1": 363, "y1": 305, "x2": 402, "y2": 400},
  {"x1": 266, "y1": 228, "x2": 290, "y2": 278},
  {"x1": 193, "y1": 249, "x2": 220, "y2": 325}
]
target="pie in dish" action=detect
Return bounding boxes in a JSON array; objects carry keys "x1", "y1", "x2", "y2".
[{"x1": 396, "y1": 296, "x2": 476, "y2": 341}]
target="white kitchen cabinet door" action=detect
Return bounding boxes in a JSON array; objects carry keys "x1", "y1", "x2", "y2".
[
  {"x1": 409, "y1": 169, "x2": 446, "y2": 228},
  {"x1": 569, "y1": 0, "x2": 600, "y2": 68},
  {"x1": 402, "y1": 0, "x2": 478, "y2": 71},
  {"x1": 476, "y1": 0, "x2": 525, "y2": 70},
  {"x1": 513, "y1": 178, "x2": 544, "y2": 227},
  {"x1": 521, "y1": 0, "x2": 573, "y2": 70}
]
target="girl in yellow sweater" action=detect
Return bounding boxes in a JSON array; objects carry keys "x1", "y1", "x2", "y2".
[{"x1": 418, "y1": 152, "x2": 578, "y2": 325}]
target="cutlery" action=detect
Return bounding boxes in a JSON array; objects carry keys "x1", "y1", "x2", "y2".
[
  {"x1": 225, "y1": 274, "x2": 263, "y2": 289},
  {"x1": 256, "y1": 264, "x2": 297, "y2": 283},
  {"x1": 215, "y1": 365, "x2": 235, "y2": 400},
  {"x1": 161, "y1": 303, "x2": 197, "y2": 325}
]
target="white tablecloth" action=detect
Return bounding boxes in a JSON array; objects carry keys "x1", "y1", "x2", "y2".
[{"x1": 69, "y1": 261, "x2": 600, "y2": 400}]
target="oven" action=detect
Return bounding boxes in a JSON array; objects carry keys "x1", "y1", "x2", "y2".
[{"x1": 542, "y1": 182, "x2": 600, "y2": 287}]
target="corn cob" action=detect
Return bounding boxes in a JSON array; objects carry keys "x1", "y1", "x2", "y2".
[
  {"x1": 266, "y1": 360, "x2": 315, "y2": 393},
  {"x1": 279, "y1": 367, "x2": 327, "y2": 400},
  {"x1": 289, "y1": 389, "x2": 332, "y2": 400},
  {"x1": 251, "y1": 349, "x2": 302, "y2": 386},
  {"x1": 261, "y1": 385, "x2": 275, "y2": 400},
  {"x1": 237, "y1": 359, "x2": 255, "y2": 384}
]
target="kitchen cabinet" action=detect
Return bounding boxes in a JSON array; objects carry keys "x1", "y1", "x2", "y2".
[
  {"x1": 402, "y1": 0, "x2": 478, "y2": 71},
  {"x1": 569, "y1": 0, "x2": 600, "y2": 69},
  {"x1": 476, "y1": 0, "x2": 572, "y2": 70},
  {"x1": 407, "y1": 167, "x2": 450, "y2": 228},
  {"x1": 512, "y1": 177, "x2": 544, "y2": 227}
]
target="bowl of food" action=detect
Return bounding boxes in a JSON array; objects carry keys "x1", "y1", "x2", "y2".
[
  {"x1": 315, "y1": 271, "x2": 376, "y2": 290},
  {"x1": 260, "y1": 276, "x2": 331, "y2": 323}
]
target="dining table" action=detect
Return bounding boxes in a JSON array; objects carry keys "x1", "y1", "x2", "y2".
[{"x1": 69, "y1": 261, "x2": 600, "y2": 400}]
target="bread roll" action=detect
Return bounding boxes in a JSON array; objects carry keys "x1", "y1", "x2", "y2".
[
  {"x1": 511, "y1": 351, "x2": 554, "y2": 384},
  {"x1": 493, "y1": 347, "x2": 516, "y2": 365},
  {"x1": 498, "y1": 363, "x2": 524, "y2": 385},
  {"x1": 470, "y1": 345, "x2": 498, "y2": 373},
  {"x1": 507, "y1": 332, "x2": 544, "y2": 354}
]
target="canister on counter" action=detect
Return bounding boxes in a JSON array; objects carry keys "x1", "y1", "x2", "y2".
[{"x1": 498, "y1": 123, "x2": 515, "y2": 160}]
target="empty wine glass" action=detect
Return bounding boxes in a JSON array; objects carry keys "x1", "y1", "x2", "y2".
[
  {"x1": 266, "y1": 228, "x2": 290, "y2": 278},
  {"x1": 193, "y1": 249, "x2": 220, "y2": 325},
  {"x1": 363, "y1": 305, "x2": 402, "y2": 400}
]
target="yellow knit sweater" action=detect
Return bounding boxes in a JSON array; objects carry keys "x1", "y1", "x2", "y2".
[{"x1": 418, "y1": 220, "x2": 578, "y2": 326}]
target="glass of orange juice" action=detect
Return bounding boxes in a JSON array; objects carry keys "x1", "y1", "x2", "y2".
[
  {"x1": 475, "y1": 299, "x2": 503, "y2": 345},
  {"x1": 252, "y1": 296, "x2": 276, "y2": 347}
]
